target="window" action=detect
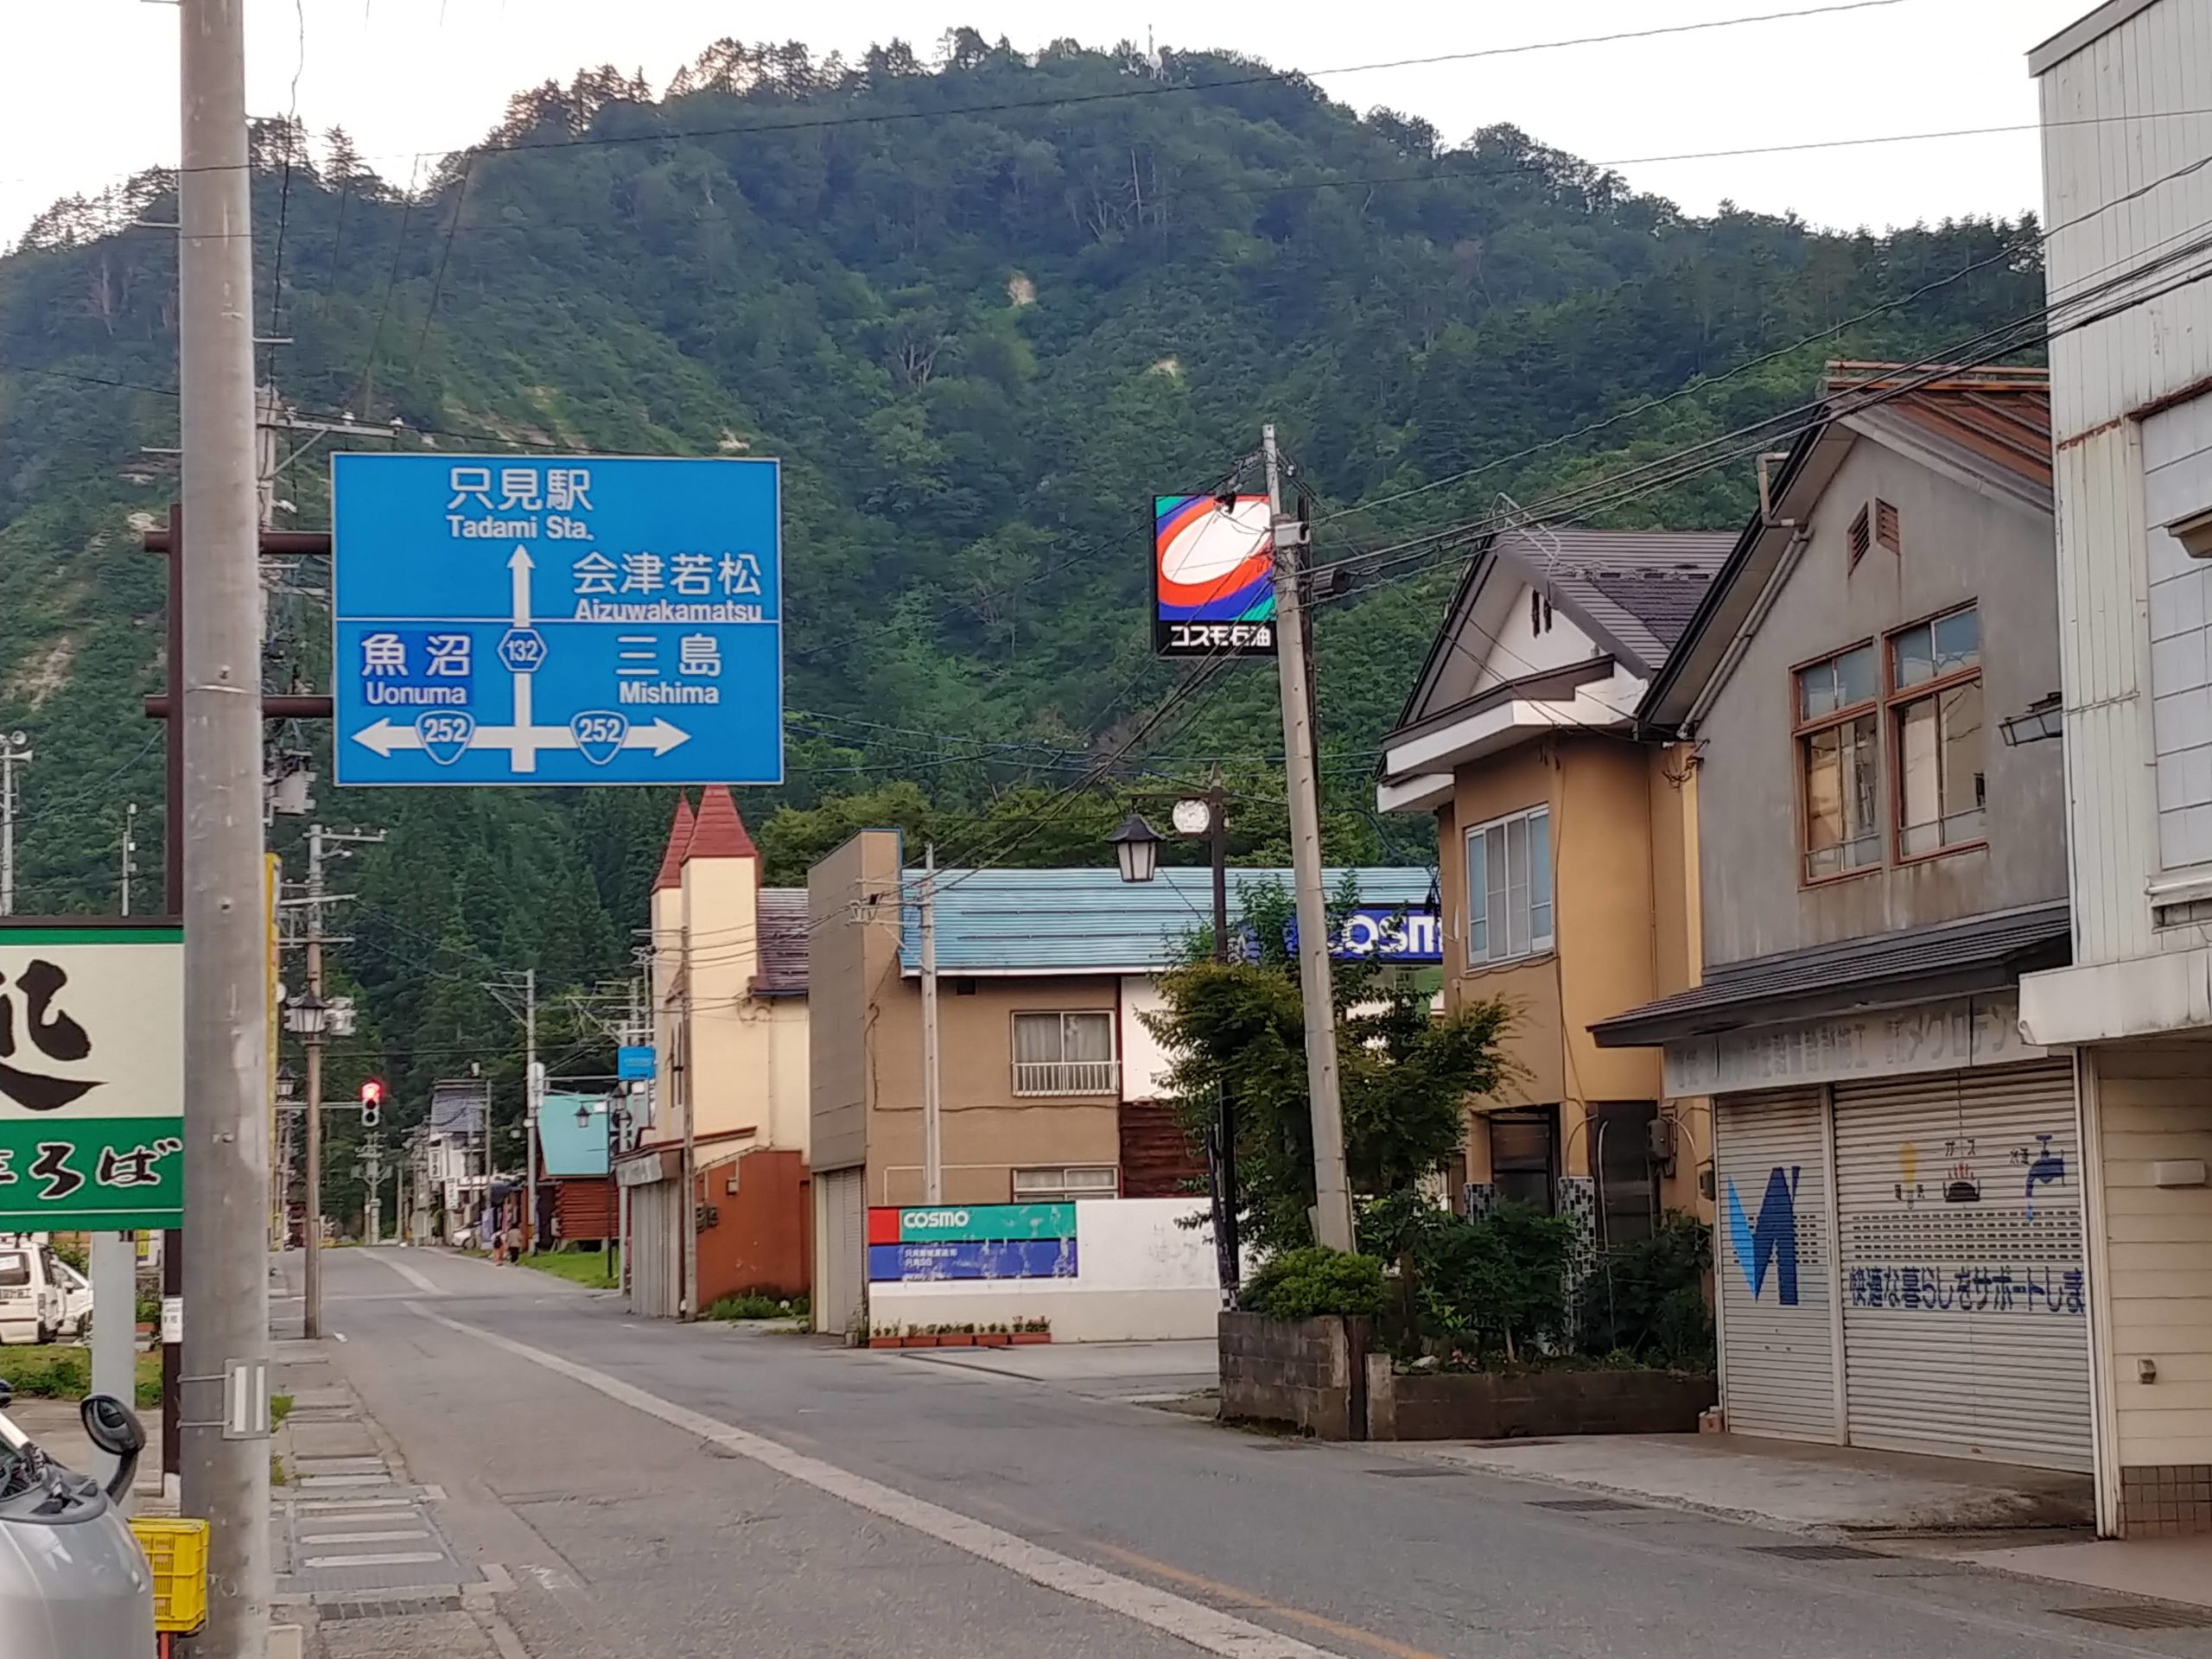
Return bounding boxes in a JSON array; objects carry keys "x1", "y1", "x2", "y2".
[
  {"x1": 1013, "y1": 1166, "x2": 1120, "y2": 1201},
  {"x1": 1011, "y1": 1011, "x2": 1117, "y2": 1096},
  {"x1": 1796, "y1": 643, "x2": 1880, "y2": 881},
  {"x1": 1889, "y1": 605, "x2": 1985, "y2": 858},
  {"x1": 0, "y1": 1253, "x2": 24, "y2": 1290},
  {"x1": 1593, "y1": 1102, "x2": 1658, "y2": 1247},
  {"x1": 1489, "y1": 1109, "x2": 1557, "y2": 1215},
  {"x1": 1464, "y1": 806, "x2": 1554, "y2": 966}
]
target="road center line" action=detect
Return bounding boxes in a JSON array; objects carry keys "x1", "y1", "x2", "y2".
[{"x1": 409, "y1": 1303, "x2": 1344, "y2": 1659}]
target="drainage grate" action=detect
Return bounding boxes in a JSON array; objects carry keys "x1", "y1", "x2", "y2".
[
  {"x1": 1531, "y1": 1497, "x2": 1646, "y2": 1513},
  {"x1": 1363, "y1": 1466, "x2": 1464, "y2": 1478},
  {"x1": 315, "y1": 1595, "x2": 462, "y2": 1623},
  {"x1": 1746, "y1": 1544, "x2": 1884, "y2": 1561},
  {"x1": 2056, "y1": 1605, "x2": 2212, "y2": 1630}
]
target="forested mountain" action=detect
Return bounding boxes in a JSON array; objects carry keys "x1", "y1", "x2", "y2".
[{"x1": 0, "y1": 33, "x2": 2042, "y2": 1191}]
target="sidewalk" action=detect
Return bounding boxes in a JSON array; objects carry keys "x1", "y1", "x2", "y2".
[{"x1": 1388, "y1": 1432, "x2": 2094, "y2": 1535}]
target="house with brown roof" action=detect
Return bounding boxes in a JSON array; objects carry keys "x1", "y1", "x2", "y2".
[
  {"x1": 619, "y1": 785, "x2": 811, "y2": 1319},
  {"x1": 1376, "y1": 524, "x2": 1731, "y2": 1247},
  {"x1": 1592, "y1": 365, "x2": 2086, "y2": 1471}
]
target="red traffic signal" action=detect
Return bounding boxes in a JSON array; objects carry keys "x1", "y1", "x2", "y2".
[{"x1": 359, "y1": 1078, "x2": 384, "y2": 1128}]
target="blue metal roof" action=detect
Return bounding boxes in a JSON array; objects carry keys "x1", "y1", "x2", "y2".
[
  {"x1": 897, "y1": 866, "x2": 1437, "y2": 975},
  {"x1": 537, "y1": 1092, "x2": 613, "y2": 1178}
]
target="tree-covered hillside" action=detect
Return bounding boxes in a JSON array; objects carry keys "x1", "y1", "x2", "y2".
[{"x1": 0, "y1": 33, "x2": 2042, "y2": 1192}]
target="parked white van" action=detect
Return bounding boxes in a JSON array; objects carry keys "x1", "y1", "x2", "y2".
[{"x1": 0, "y1": 1240, "x2": 73, "y2": 1345}]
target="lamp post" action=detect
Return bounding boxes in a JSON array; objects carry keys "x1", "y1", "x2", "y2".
[
  {"x1": 285, "y1": 988, "x2": 328, "y2": 1338},
  {"x1": 1112, "y1": 786, "x2": 1240, "y2": 1300},
  {"x1": 274, "y1": 1065, "x2": 298, "y2": 1252}
]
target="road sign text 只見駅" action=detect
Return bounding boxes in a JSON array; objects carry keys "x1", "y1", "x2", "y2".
[{"x1": 332, "y1": 454, "x2": 784, "y2": 786}]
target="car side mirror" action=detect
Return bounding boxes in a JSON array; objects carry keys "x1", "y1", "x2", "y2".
[
  {"x1": 80, "y1": 1395, "x2": 143, "y2": 1459},
  {"x1": 0, "y1": 1379, "x2": 11, "y2": 1412}
]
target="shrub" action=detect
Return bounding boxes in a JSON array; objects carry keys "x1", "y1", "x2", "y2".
[
  {"x1": 1574, "y1": 1211, "x2": 1713, "y2": 1369},
  {"x1": 703, "y1": 1292, "x2": 810, "y2": 1321},
  {"x1": 1414, "y1": 1201, "x2": 1580, "y2": 1364},
  {"x1": 1240, "y1": 1247, "x2": 1388, "y2": 1320}
]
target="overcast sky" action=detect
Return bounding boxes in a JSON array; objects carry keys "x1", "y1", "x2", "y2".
[{"x1": 2, "y1": 0, "x2": 2089, "y2": 250}]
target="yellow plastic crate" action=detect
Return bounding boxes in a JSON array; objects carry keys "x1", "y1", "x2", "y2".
[{"x1": 128, "y1": 1516, "x2": 210, "y2": 1635}]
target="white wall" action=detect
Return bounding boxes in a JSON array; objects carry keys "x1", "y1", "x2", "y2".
[
  {"x1": 1476, "y1": 582, "x2": 1600, "y2": 688},
  {"x1": 1119, "y1": 976, "x2": 1174, "y2": 1101},
  {"x1": 869, "y1": 1196, "x2": 1221, "y2": 1342}
]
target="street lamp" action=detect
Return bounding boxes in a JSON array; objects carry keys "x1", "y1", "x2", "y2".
[
  {"x1": 577, "y1": 1096, "x2": 628, "y2": 1283},
  {"x1": 284, "y1": 987, "x2": 328, "y2": 1038},
  {"x1": 275, "y1": 1065, "x2": 298, "y2": 1105},
  {"x1": 1109, "y1": 812, "x2": 1162, "y2": 884}
]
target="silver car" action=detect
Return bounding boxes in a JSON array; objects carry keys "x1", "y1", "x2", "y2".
[{"x1": 0, "y1": 1386, "x2": 154, "y2": 1659}]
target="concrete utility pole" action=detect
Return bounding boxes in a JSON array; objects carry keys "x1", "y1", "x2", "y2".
[
  {"x1": 919, "y1": 842, "x2": 943, "y2": 1206},
  {"x1": 678, "y1": 983, "x2": 696, "y2": 1318},
  {"x1": 1264, "y1": 424, "x2": 1355, "y2": 1253},
  {"x1": 523, "y1": 968, "x2": 539, "y2": 1253},
  {"x1": 0, "y1": 730, "x2": 30, "y2": 916},
  {"x1": 121, "y1": 802, "x2": 138, "y2": 916},
  {"x1": 178, "y1": 0, "x2": 273, "y2": 1649},
  {"x1": 362, "y1": 1134, "x2": 381, "y2": 1246}
]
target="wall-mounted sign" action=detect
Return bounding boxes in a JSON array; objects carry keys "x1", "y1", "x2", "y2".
[
  {"x1": 0, "y1": 925, "x2": 184, "y2": 1230},
  {"x1": 1154, "y1": 494, "x2": 1275, "y2": 658},
  {"x1": 617, "y1": 1045, "x2": 657, "y2": 1081},
  {"x1": 867, "y1": 1204, "x2": 1078, "y2": 1281},
  {"x1": 1663, "y1": 993, "x2": 2043, "y2": 1096},
  {"x1": 1276, "y1": 906, "x2": 1444, "y2": 965}
]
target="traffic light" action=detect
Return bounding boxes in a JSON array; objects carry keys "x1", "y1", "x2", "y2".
[{"x1": 359, "y1": 1078, "x2": 384, "y2": 1129}]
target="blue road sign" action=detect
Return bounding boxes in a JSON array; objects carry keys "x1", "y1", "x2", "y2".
[
  {"x1": 616, "y1": 1045, "x2": 656, "y2": 1082},
  {"x1": 331, "y1": 454, "x2": 782, "y2": 786}
]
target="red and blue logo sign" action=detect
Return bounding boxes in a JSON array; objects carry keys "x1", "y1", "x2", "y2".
[
  {"x1": 1154, "y1": 494, "x2": 1275, "y2": 658},
  {"x1": 867, "y1": 1204, "x2": 1079, "y2": 1282}
]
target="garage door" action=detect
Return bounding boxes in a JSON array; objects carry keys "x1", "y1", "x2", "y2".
[
  {"x1": 1834, "y1": 1063, "x2": 2090, "y2": 1471},
  {"x1": 1716, "y1": 1091, "x2": 1836, "y2": 1442},
  {"x1": 814, "y1": 1167, "x2": 866, "y2": 1338},
  {"x1": 628, "y1": 1178, "x2": 678, "y2": 1320}
]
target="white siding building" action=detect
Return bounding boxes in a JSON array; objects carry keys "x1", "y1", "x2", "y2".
[{"x1": 2022, "y1": 0, "x2": 2212, "y2": 1537}]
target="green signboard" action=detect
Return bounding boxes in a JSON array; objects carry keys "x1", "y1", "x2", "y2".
[
  {"x1": 0, "y1": 925, "x2": 184, "y2": 1230},
  {"x1": 890, "y1": 1203, "x2": 1076, "y2": 1243}
]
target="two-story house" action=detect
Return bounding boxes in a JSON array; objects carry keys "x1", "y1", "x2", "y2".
[
  {"x1": 1596, "y1": 365, "x2": 2086, "y2": 1471},
  {"x1": 1376, "y1": 525, "x2": 1730, "y2": 1243},
  {"x1": 805, "y1": 830, "x2": 1431, "y2": 1340},
  {"x1": 2016, "y1": 0, "x2": 2212, "y2": 1536},
  {"x1": 622, "y1": 785, "x2": 811, "y2": 1319}
]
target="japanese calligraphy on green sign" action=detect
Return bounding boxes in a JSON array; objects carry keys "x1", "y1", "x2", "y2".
[{"x1": 0, "y1": 925, "x2": 184, "y2": 1230}]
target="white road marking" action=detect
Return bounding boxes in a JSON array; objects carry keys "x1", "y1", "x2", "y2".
[
  {"x1": 301, "y1": 1539, "x2": 433, "y2": 1557},
  {"x1": 412, "y1": 1305, "x2": 1342, "y2": 1659},
  {"x1": 479, "y1": 1562, "x2": 515, "y2": 1594},
  {"x1": 369, "y1": 1254, "x2": 446, "y2": 1295},
  {"x1": 298, "y1": 1475, "x2": 389, "y2": 1489},
  {"x1": 301, "y1": 1551, "x2": 446, "y2": 1569},
  {"x1": 521, "y1": 1563, "x2": 575, "y2": 1592}
]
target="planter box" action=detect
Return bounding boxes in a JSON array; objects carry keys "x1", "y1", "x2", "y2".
[
  {"x1": 1364, "y1": 1357, "x2": 1717, "y2": 1441},
  {"x1": 938, "y1": 1334, "x2": 976, "y2": 1348},
  {"x1": 868, "y1": 1337, "x2": 902, "y2": 1350},
  {"x1": 902, "y1": 1335, "x2": 939, "y2": 1348},
  {"x1": 1218, "y1": 1312, "x2": 1371, "y2": 1441},
  {"x1": 1009, "y1": 1332, "x2": 1051, "y2": 1345},
  {"x1": 976, "y1": 1333, "x2": 1012, "y2": 1348}
]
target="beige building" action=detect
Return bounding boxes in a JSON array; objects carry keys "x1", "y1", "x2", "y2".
[
  {"x1": 806, "y1": 830, "x2": 1430, "y2": 1338},
  {"x1": 622, "y1": 786, "x2": 810, "y2": 1319},
  {"x1": 1376, "y1": 528, "x2": 1723, "y2": 1240}
]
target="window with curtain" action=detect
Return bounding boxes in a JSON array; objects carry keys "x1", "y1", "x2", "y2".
[
  {"x1": 1012, "y1": 1166, "x2": 1120, "y2": 1200},
  {"x1": 1796, "y1": 642, "x2": 1880, "y2": 881},
  {"x1": 1889, "y1": 604, "x2": 1985, "y2": 858},
  {"x1": 1463, "y1": 806, "x2": 1554, "y2": 967},
  {"x1": 1011, "y1": 1011, "x2": 1117, "y2": 1096}
]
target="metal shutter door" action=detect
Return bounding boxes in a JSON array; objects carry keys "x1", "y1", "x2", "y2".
[
  {"x1": 814, "y1": 1168, "x2": 865, "y2": 1338},
  {"x1": 629, "y1": 1180, "x2": 677, "y2": 1319},
  {"x1": 1834, "y1": 1062, "x2": 2090, "y2": 1471},
  {"x1": 1716, "y1": 1092, "x2": 1837, "y2": 1441}
]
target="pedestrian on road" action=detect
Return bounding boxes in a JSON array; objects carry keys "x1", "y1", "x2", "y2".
[{"x1": 503, "y1": 1218, "x2": 523, "y2": 1264}]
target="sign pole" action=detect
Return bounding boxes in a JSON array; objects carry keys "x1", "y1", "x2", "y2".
[
  {"x1": 921, "y1": 843, "x2": 942, "y2": 1206},
  {"x1": 178, "y1": 2, "x2": 274, "y2": 1649},
  {"x1": 89, "y1": 1230, "x2": 136, "y2": 1492},
  {"x1": 1265, "y1": 423, "x2": 1355, "y2": 1254}
]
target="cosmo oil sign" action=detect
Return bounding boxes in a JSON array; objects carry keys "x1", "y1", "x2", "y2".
[{"x1": 1153, "y1": 493, "x2": 1275, "y2": 658}]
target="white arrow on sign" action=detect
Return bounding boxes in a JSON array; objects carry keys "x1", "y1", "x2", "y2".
[
  {"x1": 349, "y1": 717, "x2": 690, "y2": 760},
  {"x1": 509, "y1": 544, "x2": 533, "y2": 627}
]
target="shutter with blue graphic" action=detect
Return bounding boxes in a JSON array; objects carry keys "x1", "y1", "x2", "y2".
[
  {"x1": 1716, "y1": 1091, "x2": 1837, "y2": 1442},
  {"x1": 1833, "y1": 1063, "x2": 2089, "y2": 1471}
]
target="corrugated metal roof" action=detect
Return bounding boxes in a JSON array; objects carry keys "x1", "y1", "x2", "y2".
[
  {"x1": 1825, "y1": 363, "x2": 2052, "y2": 493},
  {"x1": 898, "y1": 866, "x2": 1436, "y2": 974},
  {"x1": 538, "y1": 1092, "x2": 613, "y2": 1178},
  {"x1": 1591, "y1": 902, "x2": 2070, "y2": 1046},
  {"x1": 755, "y1": 888, "x2": 809, "y2": 995}
]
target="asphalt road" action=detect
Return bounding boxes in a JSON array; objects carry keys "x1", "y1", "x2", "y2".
[{"x1": 308, "y1": 1247, "x2": 2212, "y2": 1659}]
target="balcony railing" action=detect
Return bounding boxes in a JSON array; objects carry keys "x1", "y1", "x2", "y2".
[{"x1": 1013, "y1": 1059, "x2": 1120, "y2": 1097}]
